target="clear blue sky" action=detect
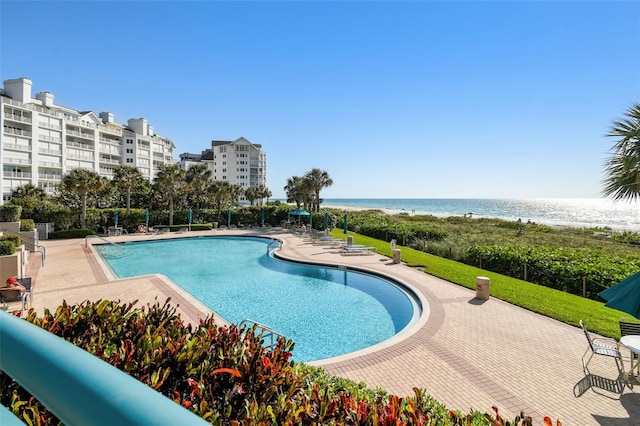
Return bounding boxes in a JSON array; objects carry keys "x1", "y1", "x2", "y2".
[{"x1": 2, "y1": 1, "x2": 639, "y2": 200}]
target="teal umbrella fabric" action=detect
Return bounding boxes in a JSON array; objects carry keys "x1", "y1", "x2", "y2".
[
  {"x1": 289, "y1": 209, "x2": 310, "y2": 216},
  {"x1": 343, "y1": 213, "x2": 348, "y2": 234},
  {"x1": 114, "y1": 210, "x2": 119, "y2": 226},
  {"x1": 598, "y1": 271, "x2": 640, "y2": 319}
]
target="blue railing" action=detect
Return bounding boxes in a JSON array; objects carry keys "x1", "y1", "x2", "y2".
[{"x1": 0, "y1": 311, "x2": 208, "y2": 425}]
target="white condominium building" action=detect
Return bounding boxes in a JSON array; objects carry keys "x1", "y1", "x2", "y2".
[
  {"x1": 199, "y1": 137, "x2": 267, "y2": 205},
  {"x1": 0, "y1": 77, "x2": 175, "y2": 204}
]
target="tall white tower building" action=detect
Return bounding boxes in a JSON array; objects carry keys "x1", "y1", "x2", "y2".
[
  {"x1": 0, "y1": 77, "x2": 175, "y2": 204},
  {"x1": 200, "y1": 137, "x2": 267, "y2": 205}
]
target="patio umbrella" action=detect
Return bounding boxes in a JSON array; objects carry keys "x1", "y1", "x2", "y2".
[
  {"x1": 227, "y1": 209, "x2": 231, "y2": 227},
  {"x1": 145, "y1": 209, "x2": 149, "y2": 228},
  {"x1": 598, "y1": 271, "x2": 640, "y2": 319},
  {"x1": 260, "y1": 207, "x2": 265, "y2": 226},
  {"x1": 323, "y1": 211, "x2": 328, "y2": 230},
  {"x1": 114, "y1": 210, "x2": 119, "y2": 227},
  {"x1": 188, "y1": 208, "x2": 192, "y2": 231},
  {"x1": 309, "y1": 212, "x2": 312, "y2": 227},
  {"x1": 288, "y1": 208, "x2": 310, "y2": 224},
  {"x1": 343, "y1": 213, "x2": 348, "y2": 234}
]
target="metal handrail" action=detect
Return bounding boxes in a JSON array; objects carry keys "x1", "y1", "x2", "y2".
[
  {"x1": 28, "y1": 248, "x2": 45, "y2": 267},
  {"x1": 239, "y1": 319, "x2": 285, "y2": 350},
  {"x1": 266, "y1": 240, "x2": 279, "y2": 255},
  {"x1": 0, "y1": 229, "x2": 45, "y2": 263},
  {"x1": 0, "y1": 311, "x2": 208, "y2": 425}
]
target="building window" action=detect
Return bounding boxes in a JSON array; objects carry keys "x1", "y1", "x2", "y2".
[
  {"x1": 126, "y1": 148, "x2": 133, "y2": 154},
  {"x1": 126, "y1": 158, "x2": 133, "y2": 163}
]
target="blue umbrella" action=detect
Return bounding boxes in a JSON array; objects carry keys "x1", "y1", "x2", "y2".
[
  {"x1": 599, "y1": 271, "x2": 640, "y2": 319},
  {"x1": 260, "y1": 207, "x2": 265, "y2": 226},
  {"x1": 343, "y1": 213, "x2": 348, "y2": 234},
  {"x1": 309, "y1": 211, "x2": 313, "y2": 227},
  {"x1": 114, "y1": 210, "x2": 119, "y2": 227},
  {"x1": 145, "y1": 209, "x2": 149, "y2": 228},
  {"x1": 188, "y1": 208, "x2": 192, "y2": 231},
  {"x1": 323, "y1": 211, "x2": 328, "y2": 230}
]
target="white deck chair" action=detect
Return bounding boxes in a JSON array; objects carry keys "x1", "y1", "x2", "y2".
[{"x1": 580, "y1": 320, "x2": 625, "y2": 381}]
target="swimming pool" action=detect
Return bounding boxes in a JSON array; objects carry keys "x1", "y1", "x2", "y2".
[{"x1": 96, "y1": 236, "x2": 420, "y2": 362}]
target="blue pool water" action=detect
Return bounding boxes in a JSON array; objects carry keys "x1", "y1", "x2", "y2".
[{"x1": 96, "y1": 236, "x2": 419, "y2": 362}]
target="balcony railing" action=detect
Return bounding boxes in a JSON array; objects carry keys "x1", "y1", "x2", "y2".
[
  {"x1": 38, "y1": 134, "x2": 62, "y2": 143},
  {"x1": 3, "y1": 127, "x2": 32, "y2": 137},
  {"x1": 66, "y1": 140, "x2": 93, "y2": 150},
  {"x1": 99, "y1": 157, "x2": 120, "y2": 165},
  {"x1": 66, "y1": 130, "x2": 94, "y2": 140},
  {"x1": 4, "y1": 158, "x2": 32, "y2": 165},
  {"x1": 4, "y1": 112, "x2": 32, "y2": 123},
  {"x1": 4, "y1": 172, "x2": 32, "y2": 178},
  {"x1": 3, "y1": 143, "x2": 31, "y2": 151},
  {"x1": 38, "y1": 173, "x2": 62, "y2": 181},
  {"x1": 0, "y1": 311, "x2": 209, "y2": 426},
  {"x1": 66, "y1": 152, "x2": 94, "y2": 161},
  {"x1": 38, "y1": 161, "x2": 61, "y2": 168},
  {"x1": 38, "y1": 148, "x2": 62, "y2": 156}
]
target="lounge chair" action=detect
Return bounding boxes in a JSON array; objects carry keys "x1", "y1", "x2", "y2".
[
  {"x1": 580, "y1": 320, "x2": 625, "y2": 384},
  {"x1": 341, "y1": 245, "x2": 376, "y2": 256}
]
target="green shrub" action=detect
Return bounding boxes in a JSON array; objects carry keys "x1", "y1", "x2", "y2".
[
  {"x1": 48, "y1": 229, "x2": 96, "y2": 239},
  {"x1": 19, "y1": 219, "x2": 34, "y2": 232},
  {"x1": 0, "y1": 205, "x2": 21, "y2": 222},
  {"x1": 0, "y1": 235, "x2": 21, "y2": 248},
  {"x1": 0, "y1": 240, "x2": 16, "y2": 256}
]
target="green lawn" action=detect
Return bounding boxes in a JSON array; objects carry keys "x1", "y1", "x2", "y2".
[{"x1": 330, "y1": 230, "x2": 633, "y2": 338}]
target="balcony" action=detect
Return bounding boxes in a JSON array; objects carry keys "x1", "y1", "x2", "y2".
[
  {"x1": 99, "y1": 157, "x2": 121, "y2": 165},
  {"x1": 67, "y1": 152, "x2": 95, "y2": 161},
  {"x1": 38, "y1": 173, "x2": 62, "y2": 181},
  {"x1": 99, "y1": 137, "x2": 121, "y2": 145},
  {"x1": 4, "y1": 158, "x2": 32, "y2": 165},
  {"x1": 38, "y1": 122, "x2": 62, "y2": 130},
  {"x1": 38, "y1": 134, "x2": 62, "y2": 143},
  {"x1": 66, "y1": 140, "x2": 94, "y2": 150},
  {"x1": 66, "y1": 129, "x2": 95, "y2": 140},
  {"x1": 38, "y1": 161, "x2": 62, "y2": 168},
  {"x1": 3, "y1": 127, "x2": 32, "y2": 137},
  {"x1": 4, "y1": 112, "x2": 32, "y2": 123},
  {"x1": 4, "y1": 171, "x2": 32, "y2": 179},
  {"x1": 3, "y1": 142, "x2": 31, "y2": 151},
  {"x1": 38, "y1": 148, "x2": 62, "y2": 156}
]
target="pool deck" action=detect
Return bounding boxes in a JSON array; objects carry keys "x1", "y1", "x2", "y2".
[{"x1": 21, "y1": 228, "x2": 640, "y2": 425}]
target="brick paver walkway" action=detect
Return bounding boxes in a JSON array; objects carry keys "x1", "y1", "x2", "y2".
[{"x1": 24, "y1": 229, "x2": 640, "y2": 425}]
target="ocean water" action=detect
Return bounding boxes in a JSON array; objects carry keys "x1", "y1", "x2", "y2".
[{"x1": 315, "y1": 198, "x2": 640, "y2": 231}]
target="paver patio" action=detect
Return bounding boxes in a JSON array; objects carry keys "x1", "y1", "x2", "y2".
[{"x1": 19, "y1": 228, "x2": 640, "y2": 425}]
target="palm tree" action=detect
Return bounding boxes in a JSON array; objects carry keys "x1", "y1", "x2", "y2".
[
  {"x1": 603, "y1": 103, "x2": 640, "y2": 201},
  {"x1": 284, "y1": 176, "x2": 306, "y2": 209},
  {"x1": 244, "y1": 186, "x2": 260, "y2": 206},
  {"x1": 112, "y1": 166, "x2": 145, "y2": 214},
  {"x1": 209, "y1": 180, "x2": 243, "y2": 221},
  {"x1": 11, "y1": 183, "x2": 46, "y2": 200},
  {"x1": 304, "y1": 168, "x2": 333, "y2": 212},
  {"x1": 185, "y1": 164, "x2": 213, "y2": 209},
  {"x1": 59, "y1": 168, "x2": 103, "y2": 228},
  {"x1": 258, "y1": 184, "x2": 272, "y2": 205},
  {"x1": 153, "y1": 164, "x2": 186, "y2": 226}
]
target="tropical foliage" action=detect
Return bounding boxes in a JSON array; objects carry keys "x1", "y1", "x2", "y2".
[
  {"x1": 603, "y1": 103, "x2": 640, "y2": 201},
  {"x1": 284, "y1": 168, "x2": 333, "y2": 212},
  {"x1": 1, "y1": 300, "x2": 557, "y2": 425}
]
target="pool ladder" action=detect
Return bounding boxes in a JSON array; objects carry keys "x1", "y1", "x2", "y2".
[{"x1": 238, "y1": 319, "x2": 285, "y2": 350}]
